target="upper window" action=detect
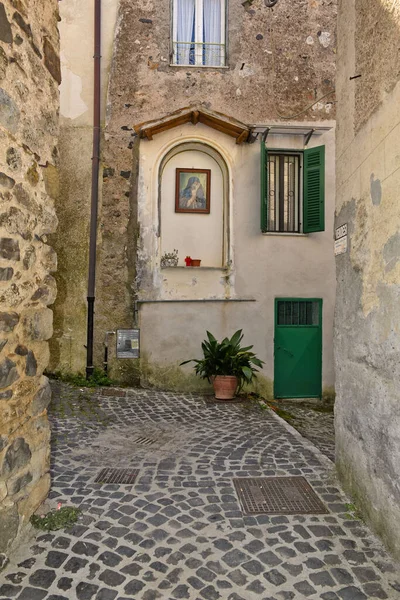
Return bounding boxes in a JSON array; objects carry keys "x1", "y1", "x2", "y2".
[
  {"x1": 261, "y1": 144, "x2": 325, "y2": 234},
  {"x1": 172, "y1": 0, "x2": 226, "y2": 67}
]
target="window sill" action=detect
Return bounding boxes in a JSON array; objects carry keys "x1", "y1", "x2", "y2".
[
  {"x1": 169, "y1": 64, "x2": 229, "y2": 69},
  {"x1": 262, "y1": 232, "x2": 308, "y2": 237},
  {"x1": 161, "y1": 266, "x2": 228, "y2": 271}
]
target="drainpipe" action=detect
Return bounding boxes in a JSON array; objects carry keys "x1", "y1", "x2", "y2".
[{"x1": 86, "y1": 0, "x2": 102, "y2": 379}]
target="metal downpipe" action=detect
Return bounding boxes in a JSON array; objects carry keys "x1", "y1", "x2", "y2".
[{"x1": 86, "y1": 0, "x2": 101, "y2": 379}]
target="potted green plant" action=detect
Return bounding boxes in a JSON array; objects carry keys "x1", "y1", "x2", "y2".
[{"x1": 181, "y1": 330, "x2": 264, "y2": 400}]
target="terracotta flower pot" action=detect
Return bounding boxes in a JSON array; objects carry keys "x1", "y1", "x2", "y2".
[
  {"x1": 213, "y1": 375, "x2": 238, "y2": 400},
  {"x1": 191, "y1": 259, "x2": 201, "y2": 267}
]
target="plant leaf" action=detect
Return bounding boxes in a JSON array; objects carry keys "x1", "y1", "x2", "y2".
[{"x1": 241, "y1": 366, "x2": 253, "y2": 380}]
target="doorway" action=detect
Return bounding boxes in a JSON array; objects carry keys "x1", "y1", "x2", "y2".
[{"x1": 274, "y1": 298, "x2": 322, "y2": 399}]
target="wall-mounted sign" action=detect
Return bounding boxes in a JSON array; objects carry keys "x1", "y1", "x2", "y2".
[
  {"x1": 335, "y1": 223, "x2": 348, "y2": 256},
  {"x1": 116, "y1": 329, "x2": 140, "y2": 359},
  {"x1": 334, "y1": 236, "x2": 348, "y2": 256},
  {"x1": 335, "y1": 223, "x2": 347, "y2": 240}
]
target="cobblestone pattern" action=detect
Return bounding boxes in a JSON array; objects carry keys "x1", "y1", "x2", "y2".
[
  {"x1": 270, "y1": 400, "x2": 335, "y2": 462},
  {"x1": 0, "y1": 382, "x2": 399, "y2": 600}
]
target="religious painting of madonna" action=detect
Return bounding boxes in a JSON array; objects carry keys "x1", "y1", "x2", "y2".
[{"x1": 175, "y1": 168, "x2": 211, "y2": 214}]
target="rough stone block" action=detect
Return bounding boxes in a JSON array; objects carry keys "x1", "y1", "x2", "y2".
[
  {"x1": 29, "y1": 377, "x2": 51, "y2": 417},
  {"x1": 6, "y1": 148, "x2": 22, "y2": 172},
  {"x1": 7, "y1": 470, "x2": 33, "y2": 495},
  {"x1": 0, "y1": 206, "x2": 30, "y2": 236},
  {"x1": 0, "y1": 504, "x2": 19, "y2": 553},
  {"x1": 0, "y1": 89, "x2": 20, "y2": 134},
  {"x1": 13, "y1": 184, "x2": 37, "y2": 213},
  {"x1": 12, "y1": 11, "x2": 31, "y2": 38},
  {"x1": 43, "y1": 38, "x2": 61, "y2": 85},
  {"x1": 0, "y1": 172, "x2": 15, "y2": 188},
  {"x1": 23, "y1": 246, "x2": 36, "y2": 270},
  {"x1": 42, "y1": 164, "x2": 59, "y2": 200},
  {"x1": 1, "y1": 437, "x2": 31, "y2": 476},
  {"x1": 0, "y1": 357, "x2": 19, "y2": 388},
  {"x1": 0, "y1": 313, "x2": 19, "y2": 333},
  {"x1": 0, "y1": 4, "x2": 12, "y2": 44},
  {"x1": 25, "y1": 351, "x2": 37, "y2": 377},
  {"x1": 39, "y1": 245, "x2": 57, "y2": 273},
  {"x1": 15, "y1": 345, "x2": 28, "y2": 356},
  {"x1": 0, "y1": 238, "x2": 20, "y2": 261},
  {"x1": 31, "y1": 275, "x2": 57, "y2": 306},
  {"x1": 0, "y1": 267, "x2": 14, "y2": 281},
  {"x1": 28, "y1": 416, "x2": 51, "y2": 452},
  {"x1": 21, "y1": 309, "x2": 53, "y2": 341}
]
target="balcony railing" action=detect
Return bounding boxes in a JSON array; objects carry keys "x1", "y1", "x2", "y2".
[{"x1": 172, "y1": 41, "x2": 226, "y2": 67}]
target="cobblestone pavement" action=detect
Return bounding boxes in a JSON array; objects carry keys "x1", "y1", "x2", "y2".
[
  {"x1": 268, "y1": 400, "x2": 335, "y2": 462},
  {"x1": 1, "y1": 382, "x2": 400, "y2": 600}
]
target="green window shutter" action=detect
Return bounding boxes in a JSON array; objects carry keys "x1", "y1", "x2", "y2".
[
  {"x1": 261, "y1": 138, "x2": 268, "y2": 232},
  {"x1": 303, "y1": 145, "x2": 325, "y2": 233}
]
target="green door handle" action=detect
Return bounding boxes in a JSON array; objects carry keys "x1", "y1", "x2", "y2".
[{"x1": 277, "y1": 346, "x2": 294, "y2": 357}]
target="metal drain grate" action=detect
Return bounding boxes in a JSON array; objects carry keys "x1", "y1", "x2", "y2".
[
  {"x1": 233, "y1": 476, "x2": 328, "y2": 515},
  {"x1": 131, "y1": 436, "x2": 156, "y2": 446},
  {"x1": 94, "y1": 468, "x2": 140, "y2": 485}
]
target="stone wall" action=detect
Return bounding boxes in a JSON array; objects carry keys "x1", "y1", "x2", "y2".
[
  {"x1": 335, "y1": 0, "x2": 400, "y2": 559},
  {"x1": 0, "y1": 0, "x2": 59, "y2": 558}
]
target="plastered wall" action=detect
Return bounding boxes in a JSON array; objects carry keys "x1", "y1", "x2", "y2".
[
  {"x1": 134, "y1": 123, "x2": 336, "y2": 393},
  {"x1": 335, "y1": 0, "x2": 400, "y2": 559},
  {"x1": 49, "y1": 0, "x2": 118, "y2": 374}
]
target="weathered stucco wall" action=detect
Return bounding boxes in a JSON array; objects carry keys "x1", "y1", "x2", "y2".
[
  {"x1": 49, "y1": 0, "x2": 118, "y2": 374},
  {"x1": 56, "y1": 0, "x2": 337, "y2": 383},
  {"x1": 108, "y1": 123, "x2": 336, "y2": 393},
  {"x1": 0, "y1": 0, "x2": 60, "y2": 558},
  {"x1": 335, "y1": 0, "x2": 400, "y2": 559}
]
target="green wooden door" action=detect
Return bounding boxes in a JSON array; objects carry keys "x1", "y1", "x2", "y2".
[{"x1": 274, "y1": 299, "x2": 322, "y2": 399}]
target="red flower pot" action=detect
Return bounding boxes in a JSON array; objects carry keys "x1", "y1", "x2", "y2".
[{"x1": 213, "y1": 376, "x2": 238, "y2": 400}]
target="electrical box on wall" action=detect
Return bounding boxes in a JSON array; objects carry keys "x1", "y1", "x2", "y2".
[{"x1": 116, "y1": 329, "x2": 140, "y2": 359}]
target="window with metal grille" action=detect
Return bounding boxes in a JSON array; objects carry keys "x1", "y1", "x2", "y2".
[
  {"x1": 172, "y1": 0, "x2": 226, "y2": 67},
  {"x1": 261, "y1": 144, "x2": 325, "y2": 234},
  {"x1": 277, "y1": 300, "x2": 320, "y2": 326},
  {"x1": 267, "y1": 153, "x2": 301, "y2": 233}
]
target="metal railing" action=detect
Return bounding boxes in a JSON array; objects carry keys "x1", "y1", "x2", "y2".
[{"x1": 172, "y1": 41, "x2": 226, "y2": 67}]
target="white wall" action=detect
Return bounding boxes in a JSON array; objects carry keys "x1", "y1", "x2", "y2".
[
  {"x1": 137, "y1": 121, "x2": 336, "y2": 393},
  {"x1": 59, "y1": 0, "x2": 118, "y2": 125},
  {"x1": 161, "y1": 150, "x2": 224, "y2": 267}
]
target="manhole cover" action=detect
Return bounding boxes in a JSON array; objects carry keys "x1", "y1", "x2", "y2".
[
  {"x1": 94, "y1": 468, "x2": 140, "y2": 485},
  {"x1": 233, "y1": 476, "x2": 328, "y2": 515},
  {"x1": 132, "y1": 436, "x2": 156, "y2": 446}
]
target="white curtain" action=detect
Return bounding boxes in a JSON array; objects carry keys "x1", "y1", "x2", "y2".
[
  {"x1": 204, "y1": 0, "x2": 222, "y2": 66},
  {"x1": 177, "y1": 0, "x2": 195, "y2": 64}
]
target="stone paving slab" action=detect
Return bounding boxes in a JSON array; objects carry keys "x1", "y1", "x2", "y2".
[
  {"x1": 268, "y1": 399, "x2": 335, "y2": 462},
  {"x1": 1, "y1": 382, "x2": 399, "y2": 600}
]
